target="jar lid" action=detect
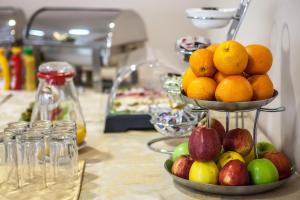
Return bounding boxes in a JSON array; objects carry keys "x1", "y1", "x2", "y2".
[{"x1": 37, "y1": 62, "x2": 75, "y2": 85}]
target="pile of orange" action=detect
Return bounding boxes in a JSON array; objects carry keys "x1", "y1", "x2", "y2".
[{"x1": 182, "y1": 40, "x2": 274, "y2": 102}]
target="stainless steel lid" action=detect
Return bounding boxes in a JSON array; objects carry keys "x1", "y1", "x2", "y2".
[{"x1": 24, "y1": 7, "x2": 147, "y2": 48}]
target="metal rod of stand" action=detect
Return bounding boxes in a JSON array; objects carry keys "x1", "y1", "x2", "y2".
[
  {"x1": 253, "y1": 109, "x2": 261, "y2": 159},
  {"x1": 226, "y1": 112, "x2": 230, "y2": 133},
  {"x1": 207, "y1": 110, "x2": 211, "y2": 128},
  {"x1": 241, "y1": 112, "x2": 245, "y2": 128},
  {"x1": 235, "y1": 112, "x2": 239, "y2": 128}
]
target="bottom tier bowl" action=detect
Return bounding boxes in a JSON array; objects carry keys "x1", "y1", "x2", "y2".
[{"x1": 165, "y1": 159, "x2": 295, "y2": 195}]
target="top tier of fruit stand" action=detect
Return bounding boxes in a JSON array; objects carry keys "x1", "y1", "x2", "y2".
[
  {"x1": 177, "y1": 0, "x2": 251, "y2": 59},
  {"x1": 189, "y1": 0, "x2": 251, "y2": 38}
]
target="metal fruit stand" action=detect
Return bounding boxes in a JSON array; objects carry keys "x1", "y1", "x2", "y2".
[{"x1": 147, "y1": 0, "x2": 295, "y2": 195}]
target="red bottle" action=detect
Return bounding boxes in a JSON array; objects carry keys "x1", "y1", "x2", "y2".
[{"x1": 11, "y1": 47, "x2": 23, "y2": 90}]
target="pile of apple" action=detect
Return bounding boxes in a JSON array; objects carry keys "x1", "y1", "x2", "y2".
[{"x1": 171, "y1": 119, "x2": 292, "y2": 186}]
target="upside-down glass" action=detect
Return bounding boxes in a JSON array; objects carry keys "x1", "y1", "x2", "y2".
[
  {"x1": 48, "y1": 130, "x2": 78, "y2": 188},
  {"x1": 54, "y1": 120, "x2": 77, "y2": 140},
  {"x1": 54, "y1": 120, "x2": 76, "y2": 129},
  {"x1": 16, "y1": 133, "x2": 46, "y2": 191},
  {"x1": 31, "y1": 120, "x2": 53, "y2": 129},
  {"x1": 0, "y1": 133, "x2": 19, "y2": 192},
  {"x1": 8, "y1": 121, "x2": 29, "y2": 129},
  {"x1": 5, "y1": 122, "x2": 28, "y2": 136}
]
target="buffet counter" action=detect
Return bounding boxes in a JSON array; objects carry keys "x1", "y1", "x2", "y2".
[{"x1": 0, "y1": 90, "x2": 300, "y2": 200}]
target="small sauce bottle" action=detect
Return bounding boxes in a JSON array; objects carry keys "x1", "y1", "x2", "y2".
[
  {"x1": 11, "y1": 47, "x2": 23, "y2": 90},
  {"x1": 23, "y1": 47, "x2": 36, "y2": 91},
  {"x1": 0, "y1": 48, "x2": 11, "y2": 90}
]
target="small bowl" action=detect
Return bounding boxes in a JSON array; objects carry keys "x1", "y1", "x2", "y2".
[
  {"x1": 186, "y1": 7, "x2": 237, "y2": 29},
  {"x1": 149, "y1": 107, "x2": 197, "y2": 137}
]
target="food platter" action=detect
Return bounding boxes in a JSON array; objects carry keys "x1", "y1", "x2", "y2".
[
  {"x1": 164, "y1": 159, "x2": 295, "y2": 195},
  {"x1": 181, "y1": 90, "x2": 278, "y2": 112}
]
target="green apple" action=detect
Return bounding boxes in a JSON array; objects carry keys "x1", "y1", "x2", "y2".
[
  {"x1": 172, "y1": 142, "x2": 189, "y2": 161},
  {"x1": 256, "y1": 142, "x2": 276, "y2": 158},
  {"x1": 247, "y1": 159, "x2": 279, "y2": 185},
  {"x1": 217, "y1": 151, "x2": 245, "y2": 169},
  {"x1": 189, "y1": 161, "x2": 219, "y2": 184}
]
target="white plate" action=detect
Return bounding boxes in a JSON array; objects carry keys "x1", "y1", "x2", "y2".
[{"x1": 186, "y1": 8, "x2": 237, "y2": 29}]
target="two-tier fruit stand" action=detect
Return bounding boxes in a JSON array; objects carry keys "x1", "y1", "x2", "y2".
[
  {"x1": 160, "y1": 87, "x2": 293, "y2": 195},
  {"x1": 148, "y1": 0, "x2": 295, "y2": 195}
]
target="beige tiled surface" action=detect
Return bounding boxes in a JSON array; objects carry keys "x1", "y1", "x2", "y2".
[{"x1": 0, "y1": 91, "x2": 299, "y2": 200}]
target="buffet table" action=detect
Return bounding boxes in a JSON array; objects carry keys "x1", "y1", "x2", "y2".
[{"x1": 1, "y1": 90, "x2": 300, "y2": 200}]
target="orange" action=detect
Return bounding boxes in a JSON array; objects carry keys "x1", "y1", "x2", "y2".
[
  {"x1": 245, "y1": 44, "x2": 273, "y2": 75},
  {"x1": 248, "y1": 75, "x2": 274, "y2": 100},
  {"x1": 189, "y1": 49, "x2": 216, "y2": 77},
  {"x1": 215, "y1": 75, "x2": 253, "y2": 102},
  {"x1": 182, "y1": 67, "x2": 197, "y2": 93},
  {"x1": 207, "y1": 44, "x2": 219, "y2": 54},
  {"x1": 214, "y1": 40, "x2": 248, "y2": 75},
  {"x1": 187, "y1": 77, "x2": 217, "y2": 100},
  {"x1": 214, "y1": 71, "x2": 227, "y2": 84}
]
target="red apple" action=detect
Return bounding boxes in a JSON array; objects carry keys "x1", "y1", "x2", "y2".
[
  {"x1": 171, "y1": 155, "x2": 194, "y2": 179},
  {"x1": 198, "y1": 118, "x2": 225, "y2": 143},
  {"x1": 189, "y1": 127, "x2": 221, "y2": 162},
  {"x1": 211, "y1": 119, "x2": 226, "y2": 143},
  {"x1": 219, "y1": 160, "x2": 249, "y2": 186},
  {"x1": 262, "y1": 151, "x2": 292, "y2": 180},
  {"x1": 223, "y1": 128, "x2": 253, "y2": 156}
]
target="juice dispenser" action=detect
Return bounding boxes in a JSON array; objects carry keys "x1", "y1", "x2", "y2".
[{"x1": 30, "y1": 62, "x2": 86, "y2": 145}]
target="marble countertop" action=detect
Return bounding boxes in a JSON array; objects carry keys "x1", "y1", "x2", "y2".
[{"x1": 0, "y1": 90, "x2": 299, "y2": 200}]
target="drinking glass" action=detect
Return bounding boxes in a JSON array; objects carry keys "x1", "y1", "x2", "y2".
[
  {"x1": 4, "y1": 122, "x2": 28, "y2": 136},
  {"x1": 16, "y1": 133, "x2": 46, "y2": 191},
  {"x1": 48, "y1": 130, "x2": 78, "y2": 188},
  {"x1": 54, "y1": 120, "x2": 76, "y2": 129},
  {"x1": 0, "y1": 133, "x2": 19, "y2": 192},
  {"x1": 8, "y1": 121, "x2": 29, "y2": 129},
  {"x1": 31, "y1": 120, "x2": 53, "y2": 129},
  {"x1": 54, "y1": 120, "x2": 77, "y2": 143}
]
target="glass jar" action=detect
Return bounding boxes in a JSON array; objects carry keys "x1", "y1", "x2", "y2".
[{"x1": 31, "y1": 62, "x2": 86, "y2": 145}]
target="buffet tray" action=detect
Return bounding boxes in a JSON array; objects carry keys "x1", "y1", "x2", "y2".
[
  {"x1": 104, "y1": 114, "x2": 154, "y2": 133},
  {"x1": 164, "y1": 159, "x2": 295, "y2": 195}
]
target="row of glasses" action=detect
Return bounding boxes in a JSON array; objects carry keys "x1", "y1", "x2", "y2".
[{"x1": 0, "y1": 120, "x2": 78, "y2": 193}]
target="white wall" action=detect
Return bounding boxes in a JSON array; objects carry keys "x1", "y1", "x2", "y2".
[
  {"x1": 0, "y1": 0, "x2": 274, "y2": 70},
  {"x1": 259, "y1": 0, "x2": 300, "y2": 171}
]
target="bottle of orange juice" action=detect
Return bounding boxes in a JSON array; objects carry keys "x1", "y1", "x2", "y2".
[{"x1": 0, "y1": 48, "x2": 11, "y2": 90}]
